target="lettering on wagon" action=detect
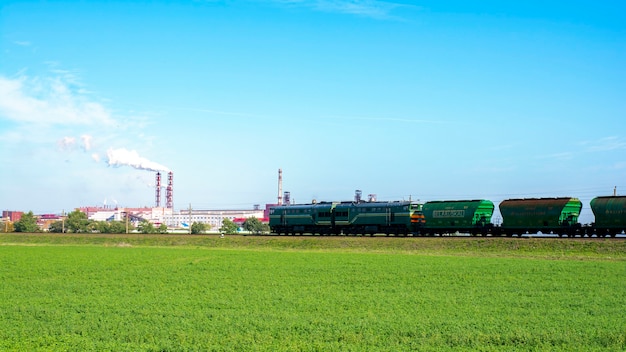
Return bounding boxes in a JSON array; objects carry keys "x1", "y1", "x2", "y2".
[{"x1": 433, "y1": 210, "x2": 465, "y2": 218}]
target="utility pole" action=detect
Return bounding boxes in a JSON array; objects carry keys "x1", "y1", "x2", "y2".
[
  {"x1": 188, "y1": 203, "x2": 192, "y2": 234},
  {"x1": 189, "y1": 203, "x2": 191, "y2": 235},
  {"x1": 62, "y1": 209, "x2": 65, "y2": 233}
]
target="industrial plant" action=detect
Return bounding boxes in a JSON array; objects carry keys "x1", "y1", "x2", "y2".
[
  {"x1": 2, "y1": 169, "x2": 286, "y2": 232},
  {"x1": 78, "y1": 169, "x2": 280, "y2": 230}
]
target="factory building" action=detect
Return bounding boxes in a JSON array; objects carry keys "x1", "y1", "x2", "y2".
[
  {"x1": 81, "y1": 168, "x2": 279, "y2": 230},
  {"x1": 79, "y1": 206, "x2": 174, "y2": 224},
  {"x1": 162, "y1": 208, "x2": 266, "y2": 230},
  {"x1": 3, "y1": 168, "x2": 281, "y2": 232},
  {"x1": 2, "y1": 211, "x2": 23, "y2": 223},
  {"x1": 78, "y1": 205, "x2": 265, "y2": 230},
  {"x1": 45, "y1": 169, "x2": 280, "y2": 231}
]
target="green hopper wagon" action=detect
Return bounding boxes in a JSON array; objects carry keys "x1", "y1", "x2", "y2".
[
  {"x1": 422, "y1": 200, "x2": 494, "y2": 235},
  {"x1": 499, "y1": 197, "x2": 582, "y2": 236},
  {"x1": 590, "y1": 196, "x2": 626, "y2": 237}
]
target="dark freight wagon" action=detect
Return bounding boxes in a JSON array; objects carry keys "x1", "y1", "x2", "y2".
[
  {"x1": 421, "y1": 200, "x2": 494, "y2": 236},
  {"x1": 498, "y1": 197, "x2": 582, "y2": 236},
  {"x1": 590, "y1": 196, "x2": 626, "y2": 237}
]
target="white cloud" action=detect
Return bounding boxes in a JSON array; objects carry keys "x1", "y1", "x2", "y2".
[
  {"x1": 58, "y1": 134, "x2": 95, "y2": 152},
  {"x1": 612, "y1": 161, "x2": 626, "y2": 170},
  {"x1": 58, "y1": 136, "x2": 76, "y2": 150},
  {"x1": 268, "y1": 0, "x2": 414, "y2": 19},
  {"x1": 582, "y1": 136, "x2": 626, "y2": 152},
  {"x1": 328, "y1": 114, "x2": 448, "y2": 124},
  {"x1": 536, "y1": 152, "x2": 574, "y2": 160},
  {"x1": 0, "y1": 72, "x2": 170, "y2": 173},
  {"x1": 0, "y1": 74, "x2": 116, "y2": 126},
  {"x1": 81, "y1": 134, "x2": 94, "y2": 151},
  {"x1": 0, "y1": 70, "x2": 171, "y2": 212},
  {"x1": 316, "y1": 0, "x2": 402, "y2": 18}
]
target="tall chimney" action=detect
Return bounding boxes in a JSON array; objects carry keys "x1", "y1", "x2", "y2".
[
  {"x1": 277, "y1": 168, "x2": 283, "y2": 205},
  {"x1": 155, "y1": 172, "x2": 162, "y2": 207},
  {"x1": 166, "y1": 171, "x2": 174, "y2": 209}
]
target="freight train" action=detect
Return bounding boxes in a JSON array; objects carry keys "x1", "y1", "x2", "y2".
[{"x1": 268, "y1": 195, "x2": 626, "y2": 237}]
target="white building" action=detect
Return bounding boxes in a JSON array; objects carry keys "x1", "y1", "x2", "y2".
[
  {"x1": 163, "y1": 209, "x2": 265, "y2": 230},
  {"x1": 80, "y1": 205, "x2": 265, "y2": 230},
  {"x1": 81, "y1": 206, "x2": 174, "y2": 225}
]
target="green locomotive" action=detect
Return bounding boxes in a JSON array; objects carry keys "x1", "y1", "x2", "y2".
[{"x1": 269, "y1": 201, "x2": 424, "y2": 236}]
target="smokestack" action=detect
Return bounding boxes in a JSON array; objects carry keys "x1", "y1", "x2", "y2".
[
  {"x1": 277, "y1": 168, "x2": 283, "y2": 205},
  {"x1": 155, "y1": 172, "x2": 162, "y2": 207},
  {"x1": 166, "y1": 171, "x2": 173, "y2": 209}
]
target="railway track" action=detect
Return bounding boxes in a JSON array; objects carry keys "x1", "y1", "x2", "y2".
[{"x1": 253, "y1": 232, "x2": 626, "y2": 239}]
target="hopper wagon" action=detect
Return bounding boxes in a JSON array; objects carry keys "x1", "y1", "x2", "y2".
[
  {"x1": 590, "y1": 196, "x2": 626, "y2": 237},
  {"x1": 421, "y1": 200, "x2": 495, "y2": 236},
  {"x1": 498, "y1": 197, "x2": 582, "y2": 237}
]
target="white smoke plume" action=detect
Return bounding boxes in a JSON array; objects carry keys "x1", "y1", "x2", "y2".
[
  {"x1": 80, "y1": 134, "x2": 93, "y2": 151},
  {"x1": 106, "y1": 147, "x2": 170, "y2": 172},
  {"x1": 59, "y1": 135, "x2": 170, "y2": 172},
  {"x1": 59, "y1": 134, "x2": 93, "y2": 151},
  {"x1": 58, "y1": 136, "x2": 76, "y2": 150}
]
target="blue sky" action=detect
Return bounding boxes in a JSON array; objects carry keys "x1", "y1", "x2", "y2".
[{"x1": 1, "y1": 0, "x2": 624, "y2": 224}]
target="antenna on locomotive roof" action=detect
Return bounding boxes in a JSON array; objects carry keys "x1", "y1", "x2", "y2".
[
  {"x1": 355, "y1": 190, "x2": 362, "y2": 203},
  {"x1": 614, "y1": 186, "x2": 617, "y2": 196}
]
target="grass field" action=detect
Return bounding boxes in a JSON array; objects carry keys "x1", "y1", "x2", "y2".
[{"x1": 1, "y1": 234, "x2": 624, "y2": 351}]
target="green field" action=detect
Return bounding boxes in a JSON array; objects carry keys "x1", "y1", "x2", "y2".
[{"x1": 1, "y1": 234, "x2": 625, "y2": 351}]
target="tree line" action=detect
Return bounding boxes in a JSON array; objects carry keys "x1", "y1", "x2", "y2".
[{"x1": 1, "y1": 210, "x2": 269, "y2": 235}]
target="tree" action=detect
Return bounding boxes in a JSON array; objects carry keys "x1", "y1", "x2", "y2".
[
  {"x1": 190, "y1": 222, "x2": 207, "y2": 234},
  {"x1": 88, "y1": 221, "x2": 127, "y2": 234},
  {"x1": 108, "y1": 221, "x2": 130, "y2": 234},
  {"x1": 67, "y1": 210, "x2": 90, "y2": 233},
  {"x1": 87, "y1": 221, "x2": 100, "y2": 233},
  {"x1": 48, "y1": 221, "x2": 64, "y2": 233},
  {"x1": 242, "y1": 217, "x2": 270, "y2": 235},
  {"x1": 157, "y1": 223, "x2": 168, "y2": 234},
  {"x1": 1, "y1": 220, "x2": 15, "y2": 233},
  {"x1": 137, "y1": 220, "x2": 156, "y2": 234},
  {"x1": 219, "y1": 218, "x2": 238, "y2": 235},
  {"x1": 14, "y1": 211, "x2": 39, "y2": 233}
]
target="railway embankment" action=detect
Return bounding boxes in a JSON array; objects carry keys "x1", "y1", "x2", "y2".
[{"x1": 1, "y1": 233, "x2": 624, "y2": 260}]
